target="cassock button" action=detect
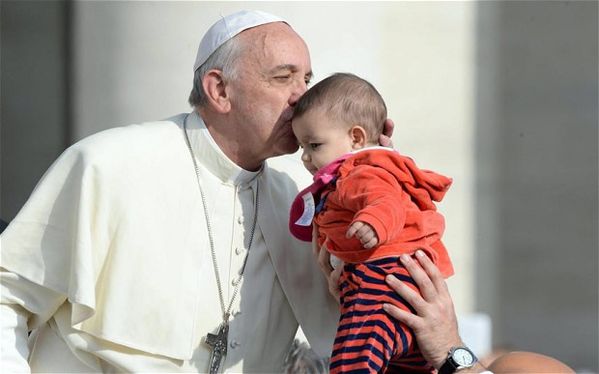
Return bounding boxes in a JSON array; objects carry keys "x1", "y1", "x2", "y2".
[
  {"x1": 237, "y1": 216, "x2": 244, "y2": 224},
  {"x1": 235, "y1": 247, "x2": 244, "y2": 255},
  {"x1": 230, "y1": 340, "x2": 241, "y2": 349}
]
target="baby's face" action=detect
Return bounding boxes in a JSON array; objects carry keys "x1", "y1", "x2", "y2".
[{"x1": 292, "y1": 108, "x2": 355, "y2": 174}]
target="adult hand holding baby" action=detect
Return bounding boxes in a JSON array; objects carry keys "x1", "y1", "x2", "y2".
[
  {"x1": 312, "y1": 225, "x2": 343, "y2": 302},
  {"x1": 379, "y1": 118, "x2": 395, "y2": 147}
]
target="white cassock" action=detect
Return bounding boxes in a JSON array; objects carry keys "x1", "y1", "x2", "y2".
[{"x1": 0, "y1": 111, "x2": 339, "y2": 373}]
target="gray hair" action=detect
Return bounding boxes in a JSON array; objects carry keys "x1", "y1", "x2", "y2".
[{"x1": 188, "y1": 35, "x2": 244, "y2": 108}]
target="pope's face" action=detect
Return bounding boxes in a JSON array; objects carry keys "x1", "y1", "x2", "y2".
[{"x1": 227, "y1": 23, "x2": 312, "y2": 162}]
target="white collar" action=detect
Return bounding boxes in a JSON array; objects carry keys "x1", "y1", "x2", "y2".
[
  {"x1": 184, "y1": 111, "x2": 262, "y2": 186},
  {"x1": 351, "y1": 145, "x2": 397, "y2": 154}
]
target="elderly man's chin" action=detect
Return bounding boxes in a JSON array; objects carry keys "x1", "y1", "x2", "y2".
[
  {"x1": 273, "y1": 137, "x2": 300, "y2": 157},
  {"x1": 269, "y1": 123, "x2": 300, "y2": 157}
]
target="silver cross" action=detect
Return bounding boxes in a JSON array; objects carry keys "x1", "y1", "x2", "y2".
[{"x1": 205, "y1": 322, "x2": 228, "y2": 374}]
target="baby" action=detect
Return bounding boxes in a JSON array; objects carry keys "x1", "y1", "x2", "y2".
[{"x1": 289, "y1": 73, "x2": 454, "y2": 373}]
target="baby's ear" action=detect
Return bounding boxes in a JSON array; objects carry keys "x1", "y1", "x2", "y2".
[{"x1": 350, "y1": 126, "x2": 368, "y2": 149}]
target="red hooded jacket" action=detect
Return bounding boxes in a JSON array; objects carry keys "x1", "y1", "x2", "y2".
[{"x1": 290, "y1": 147, "x2": 454, "y2": 277}]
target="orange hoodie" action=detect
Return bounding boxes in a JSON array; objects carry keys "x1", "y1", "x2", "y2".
[{"x1": 314, "y1": 148, "x2": 454, "y2": 278}]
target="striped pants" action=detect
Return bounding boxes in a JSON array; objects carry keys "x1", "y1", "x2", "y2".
[{"x1": 329, "y1": 257, "x2": 434, "y2": 373}]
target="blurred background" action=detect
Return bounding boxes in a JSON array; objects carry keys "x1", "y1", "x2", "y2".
[{"x1": 1, "y1": 1, "x2": 597, "y2": 371}]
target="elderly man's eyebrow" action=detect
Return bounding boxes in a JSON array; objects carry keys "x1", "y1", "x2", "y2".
[
  {"x1": 269, "y1": 64, "x2": 311, "y2": 75},
  {"x1": 268, "y1": 64, "x2": 296, "y2": 74}
]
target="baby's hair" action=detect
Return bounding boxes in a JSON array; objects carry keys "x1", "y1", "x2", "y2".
[{"x1": 294, "y1": 73, "x2": 387, "y2": 142}]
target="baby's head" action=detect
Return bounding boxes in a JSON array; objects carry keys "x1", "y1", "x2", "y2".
[{"x1": 292, "y1": 73, "x2": 387, "y2": 174}]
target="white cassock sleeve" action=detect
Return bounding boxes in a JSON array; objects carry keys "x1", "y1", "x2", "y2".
[
  {"x1": 1, "y1": 269, "x2": 67, "y2": 372},
  {"x1": 1, "y1": 303, "x2": 30, "y2": 373}
]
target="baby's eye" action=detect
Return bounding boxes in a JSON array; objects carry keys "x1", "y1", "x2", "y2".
[{"x1": 310, "y1": 143, "x2": 321, "y2": 150}]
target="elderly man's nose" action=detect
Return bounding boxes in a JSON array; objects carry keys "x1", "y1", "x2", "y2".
[{"x1": 289, "y1": 80, "x2": 308, "y2": 106}]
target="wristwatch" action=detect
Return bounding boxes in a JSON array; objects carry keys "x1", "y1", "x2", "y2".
[{"x1": 439, "y1": 346, "x2": 478, "y2": 374}]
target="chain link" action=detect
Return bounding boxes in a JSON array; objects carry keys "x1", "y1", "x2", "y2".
[{"x1": 183, "y1": 117, "x2": 260, "y2": 322}]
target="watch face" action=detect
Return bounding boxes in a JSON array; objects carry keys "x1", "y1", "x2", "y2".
[{"x1": 453, "y1": 348, "x2": 475, "y2": 366}]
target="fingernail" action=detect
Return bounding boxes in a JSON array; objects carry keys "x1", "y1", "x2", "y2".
[
  {"x1": 400, "y1": 254, "x2": 411, "y2": 264},
  {"x1": 416, "y1": 250, "x2": 425, "y2": 257},
  {"x1": 382, "y1": 304, "x2": 390, "y2": 311}
]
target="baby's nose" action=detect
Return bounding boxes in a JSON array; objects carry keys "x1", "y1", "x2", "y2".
[{"x1": 301, "y1": 152, "x2": 310, "y2": 162}]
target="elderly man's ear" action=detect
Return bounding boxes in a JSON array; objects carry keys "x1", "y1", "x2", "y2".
[{"x1": 202, "y1": 70, "x2": 232, "y2": 113}]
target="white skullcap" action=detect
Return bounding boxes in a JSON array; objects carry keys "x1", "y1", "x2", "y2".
[{"x1": 193, "y1": 10, "x2": 287, "y2": 72}]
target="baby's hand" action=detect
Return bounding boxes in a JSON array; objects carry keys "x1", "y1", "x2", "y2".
[{"x1": 346, "y1": 221, "x2": 379, "y2": 249}]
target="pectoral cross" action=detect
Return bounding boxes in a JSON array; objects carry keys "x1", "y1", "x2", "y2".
[{"x1": 205, "y1": 322, "x2": 228, "y2": 374}]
